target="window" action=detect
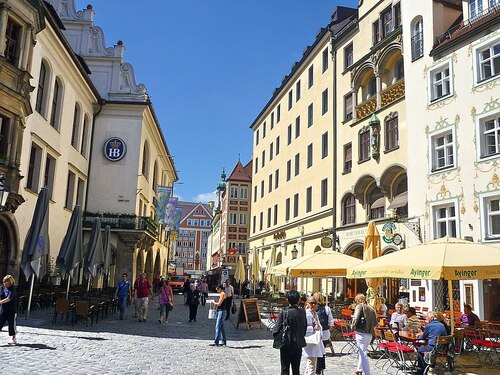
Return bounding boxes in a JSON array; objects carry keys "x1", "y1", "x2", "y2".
[
  {"x1": 411, "y1": 18, "x2": 424, "y2": 61},
  {"x1": 268, "y1": 174, "x2": 272, "y2": 193},
  {"x1": 273, "y1": 169, "x2": 279, "y2": 190},
  {"x1": 286, "y1": 160, "x2": 291, "y2": 181},
  {"x1": 321, "y1": 178, "x2": 328, "y2": 207},
  {"x1": 322, "y1": 48, "x2": 329, "y2": 72},
  {"x1": 0, "y1": 117, "x2": 9, "y2": 160},
  {"x1": 430, "y1": 64, "x2": 451, "y2": 101},
  {"x1": 394, "y1": 2, "x2": 401, "y2": 28},
  {"x1": 44, "y1": 154, "x2": 56, "y2": 200},
  {"x1": 359, "y1": 131, "x2": 370, "y2": 162},
  {"x1": 296, "y1": 80, "x2": 301, "y2": 101},
  {"x1": 230, "y1": 186, "x2": 238, "y2": 199},
  {"x1": 71, "y1": 104, "x2": 81, "y2": 149},
  {"x1": 285, "y1": 198, "x2": 291, "y2": 221},
  {"x1": 479, "y1": 115, "x2": 500, "y2": 158},
  {"x1": 76, "y1": 178, "x2": 85, "y2": 206},
  {"x1": 344, "y1": 143, "x2": 352, "y2": 172},
  {"x1": 307, "y1": 144, "x2": 313, "y2": 168},
  {"x1": 239, "y1": 213, "x2": 247, "y2": 226},
  {"x1": 382, "y1": 7, "x2": 394, "y2": 38},
  {"x1": 269, "y1": 143, "x2": 274, "y2": 161},
  {"x1": 483, "y1": 195, "x2": 500, "y2": 239},
  {"x1": 431, "y1": 130, "x2": 455, "y2": 171},
  {"x1": 343, "y1": 194, "x2": 356, "y2": 225},
  {"x1": 469, "y1": 0, "x2": 483, "y2": 18},
  {"x1": 288, "y1": 90, "x2": 293, "y2": 110},
  {"x1": 50, "y1": 79, "x2": 62, "y2": 129},
  {"x1": 276, "y1": 136, "x2": 280, "y2": 155},
  {"x1": 367, "y1": 76, "x2": 377, "y2": 98},
  {"x1": 81, "y1": 115, "x2": 89, "y2": 157},
  {"x1": 274, "y1": 204, "x2": 278, "y2": 226},
  {"x1": 65, "y1": 170, "x2": 76, "y2": 209},
  {"x1": 261, "y1": 150, "x2": 265, "y2": 168},
  {"x1": 308, "y1": 104, "x2": 314, "y2": 127},
  {"x1": 369, "y1": 187, "x2": 385, "y2": 220},
  {"x1": 260, "y1": 180, "x2": 264, "y2": 198},
  {"x1": 373, "y1": 20, "x2": 380, "y2": 45},
  {"x1": 344, "y1": 94, "x2": 353, "y2": 121},
  {"x1": 229, "y1": 213, "x2": 237, "y2": 225},
  {"x1": 255, "y1": 157, "x2": 258, "y2": 174},
  {"x1": 5, "y1": 18, "x2": 21, "y2": 65},
  {"x1": 433, "y1": 203, "x2": 457, "y2": 238},
  {"x1": 141, "y1": 142, "x2": 150, "y2": 179},
  {"x1": 277, "y1": 104, "x2": 281, "y2": 122},
  {"x1": 308, "y1": 65, "x2": 314, "y2": 88},
  {"x1": 35, "y1": 62, "x2": 48, "y2": 114},
  {"x1": 293, "y1": 193, "x2": 299, "y2": 217},
  {"x1": 306, "y1": 186, "x2": 312, "y2": 213},
  {"x1": 255, "y1": 130, "x2": 259, "y2": 145},
  {"x1": 322, "y1": 132, "x2": 328, "y2": 159},
  {"x1": 344, "y1": 43, "x2": 353, "y2": 69},
  {"x1": 263, "y1": 121, "x2": 266, "y2": 138},
  {"x1": 27, "y1": 143, "x2": 42, "y2": 191},
  {"x1": 476, "y1": 41, "x2": 500, "y2": 82},
  {"x1": 322, "y1": 89, "x2": 328, "y2": 115},
  {"x1": 287, "y1": 124, "x2": 292, "y2": 145},
  {"x1": 295, "y1": 116, "x2": 300, "y2": 138},
  {"x1": 385, "y1": 114, "x2": 399, "y2": 151},
  {"x1": 259, "y1": 212, "x2": 263, "y2": 231},
  {"x1": 294, "y1": 153, "x2": 300, "y2": 176},
  {"x1": 252, "y1": 216, "x2": 256, "y2": 233},
  {"x1": 267, "y1": 207, "x2": 272, "y2": 228}
]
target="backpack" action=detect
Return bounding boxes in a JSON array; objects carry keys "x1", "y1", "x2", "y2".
[
  {"x1": 273, "y1": 310, "x2": 292, "y2": 349},
  {"x1": 317, "y1": 305, "x2": 329, "y2": 330}
]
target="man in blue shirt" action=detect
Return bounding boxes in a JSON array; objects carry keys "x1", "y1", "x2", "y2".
[
  {"x1": 416, "y1": 311, "x2": 448, "y2": 374},
  {"x1": 115, "y1": 273, "x2": 131, "y2": 320}
]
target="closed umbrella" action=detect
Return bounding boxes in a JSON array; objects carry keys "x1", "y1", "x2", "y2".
[
  {"x1": 251, "y1": 248, "x2": 260, "y2": 294},
  {"x1": 234, "y1": 256, "x2": 245, "y2": 284},
  {"x1": 363, "y1": 221, "x2": 383, "y2": 289},
  {"x1": 21, "y1": 187, "x2": 50, "y2": 318},
  {"x1": 102, "y1": 225, "x2": 112, "y2": 276},
  {"x1": 265, "y1": 247, "x2": 277, "y2": 289},
  {"x1": 56, "y1": 205, "x2": 83, "y2": 297},
  {"x1": 84, "y1": 218, "x2": 104, "y2": 289}
]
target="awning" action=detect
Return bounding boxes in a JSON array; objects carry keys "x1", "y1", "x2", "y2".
[
  {"x1": 387, "y1": 191, "x2": 408, "y2": 210},
  {"x1": 371, "y1": 196, "x2": 386, "y2": 209}
]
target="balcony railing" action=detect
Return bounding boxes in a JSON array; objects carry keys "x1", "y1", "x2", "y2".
[
  {"x1": 83, "y1": 212, "x2": 159, "y2": 239},
  {"x1": 380, "y1": 79, "x2": 405, "y2": 107},
  {"x1": 355, "y1": 96, "x2": 377, "y2": 120}
]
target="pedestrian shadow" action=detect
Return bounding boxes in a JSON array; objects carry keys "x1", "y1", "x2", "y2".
[
  {"x1": 231, "y1": 345, "x2": 264, "y2": 349},
  {"x1": 2, "y1": 343, "x2": 56, "y2": 350},
  {"x1": 24, "y1": 331, "x2": 107, "y2": 341}
]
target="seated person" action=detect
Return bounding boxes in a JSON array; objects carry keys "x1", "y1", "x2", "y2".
[
  {"x1": 405, "y1": 306, "x2": 421, "y2": 325},
  {"x1": 378, "y1": 297, "x2": 388, "y2": 316},
  {"x1": 460, "y1": 304, "x2": 480, "y2": 327},
  {"x1": 416, "y1": 311, "x2": 448, "y2": 374},
  {"x1": 389, "y1": 302, "x2": 408, "y2": 330},
  {"x1": 435, "y1": 311, "x2": 451, "y2": 335}
]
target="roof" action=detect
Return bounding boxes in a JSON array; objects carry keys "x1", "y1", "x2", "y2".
[
  {"x1": 227, "y1": 160, "x2": 252, "y2": 183},
  {"x1": 177, "y1": 201, "x2": 214, "y2": 222}
]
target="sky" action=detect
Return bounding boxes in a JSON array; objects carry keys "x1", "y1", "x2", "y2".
[{"x1": 79, "y1": 0, "x2": 358, "y2": 203}]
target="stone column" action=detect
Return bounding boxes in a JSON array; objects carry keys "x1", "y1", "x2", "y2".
[
  {"x1": 20, "y1": 26, "x2": 33, "y2": 70},
  {"x1": 375, "y1": 71, "x2": 382, "y2": 109},
  {"x1": 0, "y1": 4, "x2": 10, "y2": 57},
  {"x1": 9, "y1": 116, "x2": 19, "y2": 167},
  {"x1": 351, "y1": 88, "x2": 358, "y2": 121}
]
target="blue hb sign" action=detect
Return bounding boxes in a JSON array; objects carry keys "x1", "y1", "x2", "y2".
[{"x1": 104, "y1": 137, "x2": 126, "y2": 161}]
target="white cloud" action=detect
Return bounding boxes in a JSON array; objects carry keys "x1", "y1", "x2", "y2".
[{"x1": 193, "y1": 191, "x2": 217, "y2": 203}]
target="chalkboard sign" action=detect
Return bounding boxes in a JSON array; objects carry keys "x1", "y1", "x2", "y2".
[{"x1": 236, "y1": 298, "x2": 262, "y2": 330}]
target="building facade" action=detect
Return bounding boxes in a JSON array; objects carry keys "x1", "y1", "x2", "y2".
[{"x1": 403, "y1": 0, "x2": 500, "y2": 320}]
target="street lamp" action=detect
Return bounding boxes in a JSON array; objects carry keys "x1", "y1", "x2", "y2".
[
  {"x1": 291, "y1": 245, "x2": 298, "y2": 259},
  {"x1": 0, "y1": 175, "x2": 9, "y2": 211}
]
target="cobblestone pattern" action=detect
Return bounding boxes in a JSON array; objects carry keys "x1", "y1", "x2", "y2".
[{"x1": 0, "y1": 294, "x2": 497, "y2": 374}]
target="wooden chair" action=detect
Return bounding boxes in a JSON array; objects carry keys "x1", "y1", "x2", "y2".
[
  {"x1": 74, "y1": 301, "x2": 94, "y2": 327},
  {"x1": 52, "y1": 298, "x2": 72, "y2": 325}
]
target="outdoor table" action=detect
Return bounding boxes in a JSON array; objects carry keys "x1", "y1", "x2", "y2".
[{"x1": 398, "y1": 330, "x2": 424, "y2": 347}]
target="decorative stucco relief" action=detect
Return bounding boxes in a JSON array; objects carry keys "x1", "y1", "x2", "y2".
[
  {"x1": 473, "y1": 97, "x2": 500, "y2": 174},
  {"x1": 88, "y1": 26, "x2": 114, "y2": 57},
  {"x1": 47, "y1": 0, "x2": 91, "y2": 21}
]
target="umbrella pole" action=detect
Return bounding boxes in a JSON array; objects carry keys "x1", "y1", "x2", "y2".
[
  {"x1": 66, "y1": 274, "x2": 71, "y2": 299},
  {"x1": 26, "y1": 275, "x2": 35, "y2": 319},
  {"x1": 448, "y1": 279, "x2": 455, "y2": 333}
]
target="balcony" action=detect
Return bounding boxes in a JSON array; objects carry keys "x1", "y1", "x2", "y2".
[
  {"x1": 83, "y1": 212, "x2": 159, "y2": 240},
  {"x1": 355, "y1": 96, "x2": 377, "y2": 120},
  {"x1": 380, "y1": 79, "x2": 405, "y2": 107}
]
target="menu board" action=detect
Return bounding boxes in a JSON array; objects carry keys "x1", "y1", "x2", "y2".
[{"x1": 236, "y1": 298, "x2": 262, "y2": 330}]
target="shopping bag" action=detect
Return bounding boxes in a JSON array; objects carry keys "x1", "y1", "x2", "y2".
[
  {"x1": 304, "y1": 330, "x2": 322, "y2": 345},
  {"x1": 208, "y1": 303, "x2": 217, "y2": 319}
]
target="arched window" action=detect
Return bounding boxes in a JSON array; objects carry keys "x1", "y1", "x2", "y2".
[
  {"x1": 152, "y1": 161, "x2": 158, "y2": 192},
  {"x1": 50, "y1": 78, "x2": 62, "y2": 129},
  {"x1": 80, "y1": 114, "x2": 89, "y2": 157},
  {"x1": 388, "y1": 176, "x2": 408, "y2": 218},
  {"x1": 411, "y1": 17, "x2": 423, "y2": 61},
  {"x1": 368, "y1": 186, "x2": 385, "y2": 220},
  {"x1": 343, "y1": 194, "x2": 356, "y2": 225},
  {"x1": 395, "y1": 58, "x2": 404, "y2": 81},
  {"x1": 35, "y1": 61, "x2": 49, "y2": 114},
  {"x1": 71, "y1": 103, "x2": 81, "y2": 149},
  {"x1": 141, "y1": 142, "x2": 150, "y2": 179}
]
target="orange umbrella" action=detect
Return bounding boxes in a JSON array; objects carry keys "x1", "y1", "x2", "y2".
[{"x1": 363, "y1": 222, "x2": 383, "y2": 289}]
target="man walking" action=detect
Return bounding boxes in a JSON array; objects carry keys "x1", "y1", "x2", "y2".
[
  {"x1": 224, "y1": 279, "x2": 234, "y2": 320},
  {"x1": 183, "y1": 276, "x2": 191, "y2": 305},
  {"x1": 115, "y1": 273, "x2": 131, "y2": 320},
  {"x1": 134, "y1": 272, "x2": 152, "y2": 322}
]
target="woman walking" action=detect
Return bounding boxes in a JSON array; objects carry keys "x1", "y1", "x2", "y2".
[
  {"x1": 158, "y1": 279, "x2": 173, "y2": 324},
  {"x1": 210, "y1": 284, "x2": 227, "y2": 347},
  {"x1": 199, "y1": 280, "x2": 209, "y2": 306},
  {"x1": 351, "y1": 293, "x2": 377, "y2": 375},
  {"x1": 0, "y1": 275, "x2": 17, "y2": 344},
  {"x1": 303, "y1": 297, "x2": 325, "y2": 375},
  {"x1": 188, "y1": 283, "x2": 200, "y2": 322},
  {"x1": 313, "y1": 292, "x2": 334, "y2": 375}
]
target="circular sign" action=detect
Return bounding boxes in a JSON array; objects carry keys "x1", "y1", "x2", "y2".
[
  {"x1": 392, "y1": 233, "x2": 403, "y2": 246},
  {"x1": 321, "y1": 236, "x2": 333, "y2": 248},
  {"x1": 382, "y1": 221, "x2": 397, "y2": 243},
  {"x1": 104, "y1": 137, "x2": 127, "y2": 161}
]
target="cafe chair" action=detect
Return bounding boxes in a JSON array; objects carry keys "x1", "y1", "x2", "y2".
[
  {"x1": 74, "y1": 301, "x2": 95, "y2": 327},
  {"x1": 423, "y1": 335, "x2": 454, "y2": 374},
  {"x1": 337, "y1": 320, "x2": 357, "y2": 355},
  {"x1": 373, "y1": 327, "x2": 396, "y2": 369},
  {"x1": 384, "y1": 330, "x2": 417, "y2": 373},
  {"x1": 52, "y1": 298, "x2": 72, "y2": 325}
]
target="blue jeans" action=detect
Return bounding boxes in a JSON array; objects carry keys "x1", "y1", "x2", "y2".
[
  {"x1": 214, "y1": 310, "x2": 227, "y2": 345},
  {"x1": 118, "y1": 296, "x2": 128, "y2": 319}
]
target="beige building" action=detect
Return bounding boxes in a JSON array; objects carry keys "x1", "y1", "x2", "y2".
[{"x1": 403, "y1": 0, "x2": 500, "y2": 320}]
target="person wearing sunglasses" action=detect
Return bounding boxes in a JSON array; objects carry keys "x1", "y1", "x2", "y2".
[{"x1": 303, "y1": 297, "x2": 325, "y2": 375}]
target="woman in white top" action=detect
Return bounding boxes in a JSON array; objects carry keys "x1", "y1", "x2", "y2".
[
  {"x1": 378, "y1": 297, "x2": 388, "y2": 316},
  {"x1": 313, "y1": 292, "x2": 333, "y2": 375},
  {"x1": 303, "y1": 297, "x2": 326, "y2": 375}
]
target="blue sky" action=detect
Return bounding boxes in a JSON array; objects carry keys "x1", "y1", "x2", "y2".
[{"x1": 80, "y1": 0, "x2": 358, "y2": 202}]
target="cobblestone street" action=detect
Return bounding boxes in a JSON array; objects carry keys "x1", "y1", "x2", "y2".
[{"x1": 0, "y1": 294, "x2": 497, "y2": 374}]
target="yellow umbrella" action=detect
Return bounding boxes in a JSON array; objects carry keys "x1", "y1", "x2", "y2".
[
  {"x1": 347, "y1": 236, "x2": 500, "y2": 330},
  {"x1": 251, "y1": 248, "x2": 260, "y2": 282},
  {"x1": 364, "y1": 221, "x2": 383, "y2": 289},
  {"x1": 270, "y1": 249, "x2": 363, "y2": 277},
  {"x1": 265, "y1": 248, "x2": 278, "y2": 288},
  {"x1": 234, "y1": 256, "x2": 245, "y2": 284}
]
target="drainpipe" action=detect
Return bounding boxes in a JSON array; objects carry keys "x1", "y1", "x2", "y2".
[{"x1": 331, "y1": 35, "x2": 339, "y2": 298}]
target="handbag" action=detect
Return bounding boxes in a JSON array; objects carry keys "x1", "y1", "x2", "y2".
[
  {"x1": 231, "y1": 301, "x2": 237, "y2": 314},
  {"x1": 273, "y1": 311, "x2": 291, "y2": 349},
  {"x1": 356, "y1": 306, "x2": 366, "y2": 330},
  {"x1": 305, "y1": 330, "x2": 322, "y2": 345},
  {"x1": 167, "y1": 302, "x2": 173, "y2": 312},
  {"x1": 208, "y1": 302, "x2": 217, "y2": 320}
]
